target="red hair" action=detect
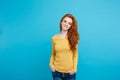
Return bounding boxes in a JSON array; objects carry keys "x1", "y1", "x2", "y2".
[{"x1": 60, "y1": 14, "x2": 80, "y2": 51}]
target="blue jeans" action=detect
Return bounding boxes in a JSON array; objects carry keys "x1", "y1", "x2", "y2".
[{"x1": 52, "y1": 71, "x2": 76, "y2": 80}]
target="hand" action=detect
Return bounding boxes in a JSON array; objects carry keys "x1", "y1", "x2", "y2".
[
  {"x1": 50, "y1": 65, "x2": 56, "y2": 72},
  {"x1": 68, "y1": 71, "x2": 74, "y2": 75}
]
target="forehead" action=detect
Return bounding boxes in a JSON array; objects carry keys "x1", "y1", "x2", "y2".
[{"x1": 63, "y1": 17, "x2": 72, "y2": 23}]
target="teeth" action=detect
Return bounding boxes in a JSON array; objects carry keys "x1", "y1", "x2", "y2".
[{"x1": 64, "y1": 25, "x2": 67, "y2": 28}]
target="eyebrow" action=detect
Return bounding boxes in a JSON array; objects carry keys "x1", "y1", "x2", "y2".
[{"x1": 64, "y1": 19, "x2": 72, "y2": 23}]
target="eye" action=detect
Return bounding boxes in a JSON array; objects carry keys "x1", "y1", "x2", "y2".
[
  {"x1": 69, "y1": 23, "x2": 72, "y2": 25},
  {"x1": 63, "y1": 20, "x2": 67, "y2": 23}
]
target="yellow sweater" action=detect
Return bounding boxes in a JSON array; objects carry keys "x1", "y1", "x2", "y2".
[{"x1": 49, "y1": 34, "x2": 78, "y2": 73}]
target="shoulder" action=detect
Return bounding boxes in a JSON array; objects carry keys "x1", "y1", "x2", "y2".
[{"x1": 52, "y1": 34, "x2": 58, "y2": 40}]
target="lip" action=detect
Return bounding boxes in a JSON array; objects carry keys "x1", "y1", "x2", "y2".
[{"x1": 63, "y1": 25, "x2": 68, "y2": 28}]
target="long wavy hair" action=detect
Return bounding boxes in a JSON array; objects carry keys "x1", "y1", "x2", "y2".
[{"x1": 60, "y1": 14, "x2": 80, "y2": 51}]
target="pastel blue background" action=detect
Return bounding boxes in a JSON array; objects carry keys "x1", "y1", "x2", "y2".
[{"x1": 0, "y1": 0, "x2": 120, "y2": 80}]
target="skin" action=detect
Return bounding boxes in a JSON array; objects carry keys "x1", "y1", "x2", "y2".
[{"x1": 50, "y1": 17, "x2": 74, "y2": 75}]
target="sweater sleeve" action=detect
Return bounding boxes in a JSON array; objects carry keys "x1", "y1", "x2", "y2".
[
  {"x1": 72, "y1": 44, "x2": 78, "y2": 73},
  {"x1": 49, "y1": 38, "x2": 55, "y2": 67}
]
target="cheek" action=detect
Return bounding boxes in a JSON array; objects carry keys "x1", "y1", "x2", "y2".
[
  {"x1": 68, "y1": 25, "x2": 71, "y2": 29},
  {"x1": 61, "y1": 21, "x2": 64, "y2": 24}
]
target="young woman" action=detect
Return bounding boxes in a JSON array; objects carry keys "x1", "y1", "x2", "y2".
[{"x1": 49, "y1": 14, "x2": 80, "y2": 80}]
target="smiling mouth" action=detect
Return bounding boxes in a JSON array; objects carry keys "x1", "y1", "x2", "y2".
[{"x1": 63, "y1": 25, "x2": 68, "y2": 28}]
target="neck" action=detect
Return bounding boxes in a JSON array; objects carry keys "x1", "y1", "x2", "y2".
[
  {"x1": 58, "y1": 30, "x2": 68, "y2": 38},
  {"x1": 61, "y1": 30, "x2": 68, "y2": 35}
]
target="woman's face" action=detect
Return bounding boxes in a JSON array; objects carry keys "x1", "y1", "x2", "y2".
[{"x1": 61, "y1": 17, "x2": 72, "y2": 31}]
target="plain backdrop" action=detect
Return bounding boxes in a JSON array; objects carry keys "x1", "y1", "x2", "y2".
[{"x1": 0, "y1": 0, "x2": 120, "y2": 80}]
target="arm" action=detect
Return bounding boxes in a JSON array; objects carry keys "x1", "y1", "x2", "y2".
[
  {"x1": 72, "y1": 44, "x2": 78, "y2": 73},
  {"x1": 49, "y1": 38, "x2": 56, "y2": 67}
]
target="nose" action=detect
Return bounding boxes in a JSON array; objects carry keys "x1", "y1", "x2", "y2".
[
  {"x1": 64, "y1": 24, "x2": 68, "y2": 27},
  {"x1": 64, "y1": 22, "x2": 69, "y2": 26}
]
